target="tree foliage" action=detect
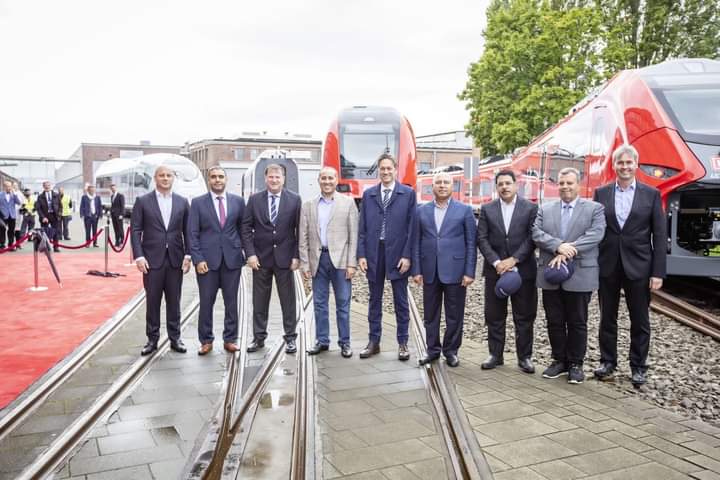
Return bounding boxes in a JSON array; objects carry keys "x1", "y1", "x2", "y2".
[{"x1": 461, "y1": 0, "x2": 720, "y2": 155}]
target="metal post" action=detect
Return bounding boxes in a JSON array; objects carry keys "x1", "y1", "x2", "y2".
[
  {"x1": 104, "y1": 222, "x2": 110, "y2": 274},
  {"x1": 28, "y1": 234, "x2": 48, "y2": 292}
]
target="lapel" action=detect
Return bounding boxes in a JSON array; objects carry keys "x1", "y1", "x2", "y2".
[
  {"x1": 150, "y1": 192, "x2": 166, "y2": 231},
  {"x1": 372, "y1": 184, "x2": 383, "y2": 211},
  {"x1": 565, "y1": 199, "x2": 583, "y2": 239},
  {"x1": 312, "y1": 196, "x2": 321, "y2": 238},
  {"x1": 552, "y1": 200, "x2": 563, "y2": 237},
  {"x1": 207, "y1": 193, "x2": 222, "y2": 230},
  {"x1": 437, "y1": 201, "x2": 456, "y2": 237},
  {"x1": 386, "y1": 183, "x2": 401, "y2": 209},
  {"x1": 622, "y1": 182, "x2": 641, "y2": 231},
  {"x1": 506, "y1": 197, "x2": 522, "y2": 234},
  {"x1": 259, "y1": 190, "x2": 271, "y2": 225},
  {"x1": 606, "y1": 184, "x2": 621, "y2": 231}
]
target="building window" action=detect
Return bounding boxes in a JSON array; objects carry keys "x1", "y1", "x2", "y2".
[{"x1": 234, "y1": 148, "x2": 245, "y2": 161}]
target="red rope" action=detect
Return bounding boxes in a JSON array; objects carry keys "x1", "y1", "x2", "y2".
[
  {"x1": 108, "y1": 227, "x2": 131, "y2": 253},
  {"x1": 55, "y1": 228, "x2": 104, "y2": 250},
  {"x1": 0, "y1": 233, "x2": 31, "y2": 254}
]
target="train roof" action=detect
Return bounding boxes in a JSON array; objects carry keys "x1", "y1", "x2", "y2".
[
  {"x1": 337, "y1": 106, "x2": 403, "y2": 125},
  {"x1": 638, "y1": 58, "x2": 720, "y2": 87}
]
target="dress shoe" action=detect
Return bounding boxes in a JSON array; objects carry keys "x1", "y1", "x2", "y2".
[
  {"x1": 542, "y1": 360, "x2": 568, "y2": 379},
  {"x1": 307, "y1": 342, "x2": 329, "y2": 355},
  {"x1": 53, "y1": 248, "x2": 61, "y2": 253},
  {"x1": 481, "y1": 355, "x2": 504, "y2": 370},
  {"x1": 93, "y1": 243, "x2": 99, "y2": 247},
  {"x1": 631, "y1": 369, "x2": 647, "y2": 386},
  {"x1": 198, "y1": 343, "x2": 213, "y2": 355},
  {"x1": 518, "y1": 357, "x2": 535, "y2": 374},
  {"x1": 359, "y1": 342, "x2": 380, "y2": 359},
  {"x1": 246, "y1": 340, "x2": 265, "y2": 352},
  {"x1": 340, "y1": 344, "x2": 353, "y2": 358},
  {"x1": 170, "y1": 339, "x2": 187, "y2": 353},
  {"x1": 445, "y1": 354, "x2": 460, "y2": 367},
  {"x1": 568, "y1": 364, "x2": 585, "y2": 384},
  {"x1": 141, "y1": 342, "x2": 158, "y2": 356},
  {"x1": 418, "y1": 354, "x2": 439, "y2": 366},
  {"x1": 593, "y1": 362, "x2": 615, "y2": 380},
  {"x1": 285, "y1": 339, "x2": 297, "y2": 354},
  {"x1": 398, "y1": 343, "x2": 410, "y2": 361},
  {"x1": 223, "y1": 342, "x2": 238, "y2": 353}
]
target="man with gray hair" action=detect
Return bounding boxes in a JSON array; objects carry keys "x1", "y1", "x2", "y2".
[
  {"x1": 592, "y1": 144, "x2": 666, "y2": 386},
  {"x1": 532, "y1": 167, "x2": 606, "y2": 384}
]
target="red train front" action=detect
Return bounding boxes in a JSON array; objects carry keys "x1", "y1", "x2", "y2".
[{"x1": 323, "y1": 106, "x2": 417, "y2": 201}]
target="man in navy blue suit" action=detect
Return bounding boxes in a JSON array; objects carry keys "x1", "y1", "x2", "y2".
[
  {"x1": 357, "y1": 153, "x2": 417, "y2": 361},
  {"x1": 189, "y1": 166, "x2": 246, "y2": 355},
  {"x1": 80, "y1": 184, "x2": 103, "y2": 247},
  {"x1": 412, "y1": 172, "x2": 477, "y2": 367},
  {"x1": 131, "y1": 165, "x2": 192, "y2": 356}
]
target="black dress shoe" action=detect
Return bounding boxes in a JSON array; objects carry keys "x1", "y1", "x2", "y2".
[
  {"x1": 418, "y1": 354, "x2": 439, "y2": 366},
  {"x1": 141, "y1": 342, "x2": 158, "y2": 356},
  {"x1": 518, "y1": 357, "x2": 535, "y2": 374},
  {"x1": 285, "y1": 339, "x2": 297, "y2": 354},
  {"x1": 247, "y1": 340, "x2": 265, "y2": 352},
  {"x1": 398, "y1": 343, "x2": 410, "y2": 361},
  {"x1": 53, "y1": 248, "x2": 61, "y2": 253},
  {"x1": 481, "y1": 355, "x2": 504, "y2": 370},
  {"x1": 631, "y1": 369, "x2": 647, "y2": 386},
  {"x1": 594, "y1": 362, "x2": 616, "y2": 380},
  {"x1": 170, "y1": 339, "x2": 187, "y2": 353},
  {"x1": 307, "y1": 342, "x2": 329, "y2": 355},
  {"x1": 340, "y1": 344, "x2": 353, "y2": 358},
  {"x1": 359, "y1": 342, "x2": 380, "y2": 359},
  {"x1": 446, "y1": 354, "x2": 460, "y2": 367}
]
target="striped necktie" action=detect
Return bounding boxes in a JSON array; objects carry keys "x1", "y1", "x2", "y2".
[
  {"x1": 270, "y1": 194, "x2": 278, "y2": 224},
  {"x1": 380, "y1": 188, "x2": 391, "y2": 240}
]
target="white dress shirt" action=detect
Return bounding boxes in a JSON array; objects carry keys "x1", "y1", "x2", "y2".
[
  {"x1": 500, "y1": 195, "x2": 517, "y2": 234},
  {"x1": 155, "y1": 190, "x2": 173, "y2": 229}
]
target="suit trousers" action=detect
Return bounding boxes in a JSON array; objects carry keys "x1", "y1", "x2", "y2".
[
  {"x1": 60, "y1": 216, "x2": 71, "y2": 240},
  {"x1": 44, "y1": 214, "x2": 60, "y2": 246},
  {"x1": 84, "y1": 216, "x2": 99, "y2": 245},
  {"x1": 542, "y1": 289, "x2": 591, "y2": 365},
  {"x1": 367, "y1": 243, "x2": 409, "y2": 345},
  {"x1": 197, "y1": 260, "x2": 241, "y2": 344},
  {"x1": 0, "y1": 217, "x2": 15, "y2": 247},
  {"x1": 484, "y1": 276, "x2": 537, "y2": 360},
  {"x1": 252, "y1": 265, "x2": 297, "y2": 342},
  {"x1": 598, "y1": 262, "x2": 651, "y2": 370},
  {"x1": 111, "y1": 215, "x2": 124, "y2": 245},
  {"x1": 20, "y1": 214, "x2": 35, "y2": 236},
  {"x1": 143, "y1": 253, "x2": 183, "y2": 344},
  {"x1": 423, "y1": 277, "x2": 466, "y2": 358},
  {"x1": 312, "y1": 250, "x2": 351, "y2": 347}
]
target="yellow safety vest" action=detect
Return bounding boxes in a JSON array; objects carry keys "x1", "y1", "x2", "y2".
[
  {"x1": 24, "y1": 196, "x2": 35, "y2": 213},
  {"x1": 61, "y1": 195, "x2": 72, "y2": 216}
]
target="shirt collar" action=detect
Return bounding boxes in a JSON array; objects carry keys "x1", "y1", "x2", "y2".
[
  {"x1": 268, "y1": 190, "x2": 282, "y2": 198},
  {"x1": 434, "y1": 198, "x2": 451, "y2": 209},
  {"x1": 501, "y1": 195, "x2": 517, "y2": 207},
  {"x1": 381, "y1": 182, "x2": 395, "y2": 193},
  {"x1": 155, "y1": 190, "x2": 172, "y2": 199},
  {"x1": 319, "y1": 195, "x2": 334, "y2": 204},
  {"x1": 213, "y1": 191, "x2": 227, "y2": 201},
  {"x1": 562, "y1": 197, "x2": 579, "y2": 209},
  {"x1": 615, "y1": 179, "x2": 636, "y2": 192}
]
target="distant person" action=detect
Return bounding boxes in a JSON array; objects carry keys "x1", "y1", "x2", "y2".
[
  {"x1": 241, "y1": 164, "x2": 302, "y2": 355},
  {"x1": 593, "y1": 145, "x2": 666, "y2": 386},
  {"x1": 110, "y1": 183, "x2": 126, "y2": 246},
  {"x1": 131, "y1": 165, "x2": 192, "y2": 356},
  {"x1": 532, "y1": 167, "x2": 605, "y2": 384},
  {"x1": 36, "y1": 180, "x2": 61, "y2": 252},
  {"x1": 19, "y1": 187, "x2": 35, "y2": 237},
  {"x1": 477, "y1": 170, "x2": 539, "y2": 373},
  {"x1": 357, "y1": 153, "x2": 417, "y2": 361},
  {"x1": 189, "y1": 166, "x2": 246, "y2": 355},
  {"x1": 11, "y1": 182, "x2": 26, "y2": 248},
  {"x1": 58, "y1": 186, "x2": 73, "y2": 241},
  {"x1": 413, "y1": 172, "x2": 476, "y2": 367},
  {"x1": 0, "y1": 180, "x2": 23, "y2": 250},
  {"x1": 80, "y1": 184, "x2": 103, "y2": 247},
  {"x1": 299, "y1": 166, "x2": 358, "y2": 358}
]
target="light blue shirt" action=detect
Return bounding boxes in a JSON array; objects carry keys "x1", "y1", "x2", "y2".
[
  {"x1": 155, "y1": 190, "x2": 173, "y2": 229},
  {"x1": 317, "y1": 196, "x2": 334, "y2": 247},
  {"x1": 614, "y1": 180, "x2": 636, "y2": 229},
  {"x1": 433, "y1": 199, "x2": 450, "y2": 233}
]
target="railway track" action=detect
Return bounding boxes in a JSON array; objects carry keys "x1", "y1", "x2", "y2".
[{"x1": 651, "y1": 289, "x2": 720, "y2": 341}]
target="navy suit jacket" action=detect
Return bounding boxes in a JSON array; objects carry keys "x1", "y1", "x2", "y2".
[
  {"x1": 357, "y1": 182, "x2": 417, "y2": 281},
  {"x1": 412, "y1": 200, "x2": 477, "y2": 284},
  {"x1": 593, "y1": 181, "x2": 666, "y2": 280},
  {"x1": 241, "y1": 189, "x2": 301, "y2": 269},
  {"x1": 36, "y1": 191, "x2": 61, "y2": 222},
  {"x1": 131, "y1": 191, "x2": 190, "y2": 269},
  {"x1": 189, "y1": 192, "x2": 246, "y2": 270},
  {"x1": 80, "y1": 195, "x2": 103, "y2": 219}
]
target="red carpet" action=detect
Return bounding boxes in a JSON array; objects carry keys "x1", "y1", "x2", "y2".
[{"x1": 0, "y1": 250, "x2": 142, "y2": 409}]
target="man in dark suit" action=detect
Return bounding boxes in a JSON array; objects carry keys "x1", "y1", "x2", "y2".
[
  {"x1": 593, "y1": 144, "x2": 666, "y2": 386},
  {"x1": 80, "y1": 184, "x2": 103, "y2": 247},
  {"x1": 533, "y1": 167, "x2": 606, "y2": 384},
  {"x1": 36, "y1": 180, "x2": 61, "y2": 253},
  {"x1": 110, "y1": 183, "x2": 126, "y2": 246},
  {"x1": 357, "y1": 153, "x2": 417, "y2": 361},
  {"x1": 412, "y1": 172, "x2": 477, "y2": 367},
  {"x1": 190, "y1": 166, "x2": 246, "y2": 355},
  {"x1": 241, "y1": 163, "x2": 302, "y2": 354},
  {"x1": 477, "y1": 170, "x2": 539, "y2": 373},
  {"x1": 131, "y1": 165, "x2": 192, "y2": 356}
]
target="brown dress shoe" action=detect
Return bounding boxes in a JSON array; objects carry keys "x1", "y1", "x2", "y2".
[
  {"x1": 359, "y1": 342, "x2": 380, "y2": 359},
  {"x1": 224, "y1": 342, "x2": 239, "y2": 353},
  {"x1": 198, "y1": 343, "x2": 213, "y2": 355}
]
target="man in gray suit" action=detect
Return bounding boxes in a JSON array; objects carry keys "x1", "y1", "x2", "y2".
[
  {"x1": 532, "y1": 167, "x2": 606, "y2": 384},
  {"x1": 299, "y1": 167, "x2": 358, "y2": 358}
]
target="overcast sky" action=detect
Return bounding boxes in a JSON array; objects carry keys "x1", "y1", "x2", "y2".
[{"x1": 0, "y1": 0, "x2": 489, "y2": 158}]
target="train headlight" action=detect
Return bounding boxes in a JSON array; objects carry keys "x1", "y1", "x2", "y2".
[{"x1": 639, "y1": 164, "x2": 680, "y2": 179}]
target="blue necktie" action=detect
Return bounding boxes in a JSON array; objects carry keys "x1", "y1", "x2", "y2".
[
  {"x1": 270, "y1": 195, "x2": 277, "y2": 224},
  {"x1": 380, "y1": 188, "x2": 390, "y2": 240},
  {"x1": 561, "y1": 204, "x2": 572, "y2": 239}
]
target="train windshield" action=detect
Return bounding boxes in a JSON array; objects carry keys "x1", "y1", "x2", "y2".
[
  {"x1": 659, "y1": 87, "x2": 720, "y2": 141},
  {"x1": 340, "y1": 123, "x2": 398, "y2": 179}
]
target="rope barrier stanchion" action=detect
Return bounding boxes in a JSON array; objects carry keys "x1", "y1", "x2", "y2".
[
  {"x1": 122, "y1": 227, "x2": 135, "y2": 267},
  {"x1": 28, "y1": 233, "x2": 48, "y2": 292},
  {"x1": 87, "y1": 215, "x2": 124, "y2": 278}
]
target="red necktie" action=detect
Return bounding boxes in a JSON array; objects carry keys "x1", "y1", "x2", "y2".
[{"x1": 217, "y1": 196, "x2": 226, "y2": 227}]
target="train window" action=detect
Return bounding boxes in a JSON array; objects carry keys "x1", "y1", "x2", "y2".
[
  {"x1": 591, "y1": 116, "x2": 608, "y2": 156},
  {"x1": 422, "y1": 184, "x2": 432, "y2": 196},
  {"x1": 453, "y1": 180, "x2": 461, "y2": 193},
  {"x1": 339, "y1": 124, "x2": 399, "y2": 179},
  {"x1": 481, "y1": 180, "x2": 493, "y2": 196},
  {"x1": 661, "y1": 88, "x2": 720, "y2": 137},
  {"x1": 134, "y1": 172, "x2": 150, "y2": 189}
]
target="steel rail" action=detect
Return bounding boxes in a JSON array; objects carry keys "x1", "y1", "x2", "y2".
[
  {"x1": 0, "y1": 289, "x2": 146, "y2": 444},
  {"x1": 651, "y1": 289, "x2": 720, "y2": 341},
  {"x1": 407, "y1": 288, "x2": 494, "y2": 480},
  {"x1": 17, "y1": 298, "x2": 200, "y2": 480}
]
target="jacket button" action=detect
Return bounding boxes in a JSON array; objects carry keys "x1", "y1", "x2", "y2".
[
  {"x1": 273, "y1": 230, "x2": 276, "y2": 234},
  {"x1": 273, "y1": 244, "x2": 277, "y2": 248}
]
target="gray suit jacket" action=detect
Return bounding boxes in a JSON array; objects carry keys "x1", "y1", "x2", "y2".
[
  {"x1": 532, "y1": 198, "x2": 606, "y2": 292},
  {"x1": 299, "y1": 194, "x2": 359, "y2": 276}
]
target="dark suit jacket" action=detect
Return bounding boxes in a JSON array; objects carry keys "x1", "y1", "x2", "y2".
[
  {"x1": 36, "y1": 191, "x2": 61, "y2": 223},
  {"x1": 241, "y1": 189, "x2": 301, "y2": 269},
  {"x1": 189, "y1": 192, "x2": 246, "y2": 270},
  {"x1": 412, "y1": 200, "x2": 477, "y2": 284},
  {"x1": 80, "y1": 195, "x2": 103, "y2": 219},
  {"x1": 477, "y1": 196, "x2": 538, "y2": 281},
  {"x1": 110, "y1": 192, "x2": 125, "y2": 217},
  {"x1": 593, "y1": 181, "x2": 666, "y2": 280},
  {"x1": 357, "y1": 183, "x2": 417, "y2": 281},
  {"x1": 130, "y1": 191, "x2": 190, "y2": 269}
]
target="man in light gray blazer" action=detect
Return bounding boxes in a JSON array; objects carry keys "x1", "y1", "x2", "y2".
[
  {"x1": 532, "y1": 167, "x2": 606, "y2": 385},
  {"x1": 299, "y1": 167, "x2": 359, "y2": 358}
]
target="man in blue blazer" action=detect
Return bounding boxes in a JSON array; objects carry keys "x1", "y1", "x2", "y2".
[
  {"x1": 80, "y1": 184, "x2": 103, "y2": 247},
  {"x1": 357, "y1": 153, "x2": 417, "y2": 361},
  {"x1": 131, "y1": 165, "x2": 192, "y2": 356},
  {"x1": 412, "y1": 172, "x2": 477, "y2": 367},
  {"x1": 0, "y1": 180, "x2": 22, "y2": 250},
  {"x1": 189, "y1": 166, "x2": 246, "y2": 355}
]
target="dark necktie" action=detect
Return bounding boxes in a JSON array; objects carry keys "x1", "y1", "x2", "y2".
[
  {"x1": 380, "y1": 188, "x2": 391, "y2": 240},
  {"x1": 270, "y1": 195, "x2": 278, "y2": 224}
]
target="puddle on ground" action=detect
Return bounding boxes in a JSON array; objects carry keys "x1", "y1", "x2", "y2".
[{"x1": 259, "y1": 390, "x2": 296, "y2": 409}]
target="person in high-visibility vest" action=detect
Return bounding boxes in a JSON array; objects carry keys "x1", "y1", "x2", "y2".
[
  {"x1": 59, "y1": 187, "x2": 73, "y2": 241},
  {"x1": 19, "y1": 187, "x2": 35, "y2": 236}
]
